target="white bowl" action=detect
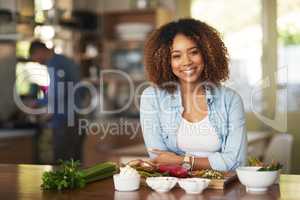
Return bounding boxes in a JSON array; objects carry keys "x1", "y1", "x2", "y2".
[
  {"x1": 146, "y1": 177, "x2": 178, "y2": 193},
  {"x1": 113, "y1": 174, "x2": 141, "y2": 191},
  {"x1": 236, "y1": 166, "x2": 279, "y2": 193},
  {"x1": 178, "y1": 178, "x2": 211, "y2": 194}
]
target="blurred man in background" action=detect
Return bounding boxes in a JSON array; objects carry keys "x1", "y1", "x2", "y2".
[{"x1": 29, "y1": 40, "x2": 84, "y2": 163}]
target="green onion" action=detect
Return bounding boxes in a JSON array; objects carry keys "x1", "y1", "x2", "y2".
[{"x1": 41, "y1": 159, "x2": 118, "y2": 190}]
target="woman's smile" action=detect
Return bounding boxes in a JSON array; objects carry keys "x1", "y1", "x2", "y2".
[{"x1": 181, "y1": 67, "x2": 197, "y2": 75}]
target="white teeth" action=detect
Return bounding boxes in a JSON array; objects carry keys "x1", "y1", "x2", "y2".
[{"x1": 182, "y1": 69, "x2": 194, "y2": 75}]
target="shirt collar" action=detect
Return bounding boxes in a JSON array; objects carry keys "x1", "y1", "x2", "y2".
[{"x1": 170, "y1": 83, "x2": 215, "y2": 107}]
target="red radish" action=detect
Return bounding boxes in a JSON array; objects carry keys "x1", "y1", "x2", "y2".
[{"x1": 158, "y1": 164, "x2": 188, "y2": 178}]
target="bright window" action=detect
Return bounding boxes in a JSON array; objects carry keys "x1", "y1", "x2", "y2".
[
  {"x1": 277, "y1": 0, "x2": 300, "y2": 112},
  {"x1": 192, "y1": 0, "x2": 262, "y2": 111}
]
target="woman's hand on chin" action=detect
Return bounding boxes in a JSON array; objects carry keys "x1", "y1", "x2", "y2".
[{"x1": 149, "y1": 149, "x2": 183, "y2": 165}]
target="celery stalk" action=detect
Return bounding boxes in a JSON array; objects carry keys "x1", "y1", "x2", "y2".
[
  {"x1": 85, "y1": 170, "x2": 117, "y2": 183},
  {"x1": 82, "y1": 162, "x2": 117, "y2": 179}
]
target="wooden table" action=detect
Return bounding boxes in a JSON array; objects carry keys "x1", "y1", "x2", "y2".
[{"x1": 0, "y1": 164, "x2": 285, "y2": 200}]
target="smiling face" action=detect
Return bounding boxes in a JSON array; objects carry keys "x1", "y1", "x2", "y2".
[{"x1": 171, "y1": 34, "x2": 204, "y2": 86}]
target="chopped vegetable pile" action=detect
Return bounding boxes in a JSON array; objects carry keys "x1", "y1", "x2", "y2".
[
  {"x1": 191, "y1": 169, "x2": 224, "y2": 179},
  {"x1": 127, "y1": 159, "x2": 225, "y2": 179},
  {"x1": 158, "y1": 164, "x2": 189, "y2": 178}
]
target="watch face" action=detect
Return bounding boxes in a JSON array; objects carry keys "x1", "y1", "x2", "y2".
[{"x1": 182, "y1": 162, "x2": 191, "y2": 170}]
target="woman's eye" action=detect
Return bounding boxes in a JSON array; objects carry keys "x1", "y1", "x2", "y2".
[
  {"x1": 172, "y1": 54, "x2": 180, "y2": 59},
  {"x1": 190, "y1": 50, "x2": 200, "y2": 55}
]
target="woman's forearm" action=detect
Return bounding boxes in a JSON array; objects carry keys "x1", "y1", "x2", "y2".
[{"x1": 151, "y1": 152, "x2": 211, "y2": 171}]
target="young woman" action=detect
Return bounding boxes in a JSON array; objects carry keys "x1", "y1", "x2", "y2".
[{"x1": 140, "y1": 18, "x2": 247, "y2": 172}]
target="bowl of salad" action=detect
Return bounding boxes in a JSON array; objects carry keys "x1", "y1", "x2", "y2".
[{"x1": 236, "y1": 157, "x2": 283, "y2": 193}]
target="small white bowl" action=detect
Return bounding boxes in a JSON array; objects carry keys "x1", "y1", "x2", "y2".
[
  {"x1": 113, "y1": 174, "x2": 141, "y2": 191},
  {"x1": 146, "y1": 177, "x2": 178, "y2": 193},
  {"x1": 178, "y1": 178, "x2": 211, "y2": 194},
  {"x1": 236, "y1": 166, "x2": 279, "y2": 193}
]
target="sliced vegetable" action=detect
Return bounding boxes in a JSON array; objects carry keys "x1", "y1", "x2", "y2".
[
  {"x1": 158, "y1": 164, "x2": 189, "y2": 178},
  {"x1": 192, "y1": 169, "x2": 224, "y2": 179},
  {"x1": 127, "y1": 159, "x2": 157, "y2": 173},
  {"x1": 138, "y1": 170, "x2": 164, "y2": 178}
]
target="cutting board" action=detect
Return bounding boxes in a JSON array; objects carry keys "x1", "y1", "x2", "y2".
[{"x1": 206, "y1": 171, "x2": 237, "y2": 189}]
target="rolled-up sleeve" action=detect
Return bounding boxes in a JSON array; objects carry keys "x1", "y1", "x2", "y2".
[
  {"x1": 208, "y1": 92, "x2": 247, "y2": 171},
  {"x1": 140, "y1": 87, "x2": 168, "y2": 158}
]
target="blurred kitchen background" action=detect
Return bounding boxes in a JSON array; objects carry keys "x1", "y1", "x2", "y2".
[{"x1": 0, "y1": 0, "x2": 299, "y2": 173}]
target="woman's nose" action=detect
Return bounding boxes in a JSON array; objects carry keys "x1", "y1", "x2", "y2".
[{"x1": 182, "y1": 54, "x2": 192, "y2": 66}]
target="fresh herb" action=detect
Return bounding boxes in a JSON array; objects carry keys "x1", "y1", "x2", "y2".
[
  {"x1": 41, "y1": 159, "x2": 117, "y2": 190},
  {"x1": 257, "y1": 161, "x2": 283, "y2": 171},
  {"x1": 248, "y1": 157, "x2": 283, "y2": 171}
]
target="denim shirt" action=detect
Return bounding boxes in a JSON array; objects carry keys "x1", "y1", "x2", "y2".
[{"x1": 139, "y1": 85, "x2": 247, "y2": 171}]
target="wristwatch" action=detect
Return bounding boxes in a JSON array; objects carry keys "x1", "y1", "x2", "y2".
[{"x1": 181, "y1": 155, "x2": 192, "y2": 171}]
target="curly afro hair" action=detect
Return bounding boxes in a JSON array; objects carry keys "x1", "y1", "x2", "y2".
[{"x1": 144, "y1": 18, "x2": 229, "y2": 93}]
